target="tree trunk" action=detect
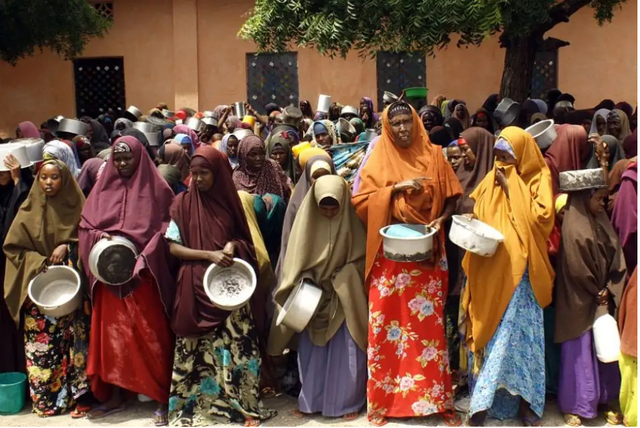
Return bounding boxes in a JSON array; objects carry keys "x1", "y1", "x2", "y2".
[{"x1": 499, "y1": 35, "x2": 541, "y2": 103}]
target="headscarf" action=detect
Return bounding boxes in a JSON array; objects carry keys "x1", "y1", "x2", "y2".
[
  {"x1": 428, "y1": 126, "x2": 453, "y2": 147},
  {"x1": 444, "y1": 117, "x2": 464, "y2": 140},
  {"x1": 114, "y1": 118, "x2": 133, "y2": 131},
  {"x1": 18, "y1": 121, "x2": 41, "y2": 139},
  {"x1": 532, "y1": 99, "x2": 548, "y2": 116},
  {"x1": 611, "y1": 163, "x2": 637, "y2": 271},
  {"x1": 226, "y1": 116, "x2": 240, "y2": 132},
  {"x1": 265, "y1": 103, "x2": 282, "y2": 116},
  {"x1": 121, "y1": 128, "x2": 156, "y2": 161},
  {"x1": 607, "y1": 109, "x2": 632, "y2": 145},
  {"x1": 353, "y1": 102, "x2": 462, "y2": 279},
  {"x1": 602, "y1": 134, "x2": 623, "y2": 171},
  {"x1": 589, "y1": 108, "x2": 611, "y2": 136},
  {"x1": 623, "y1": 130, "x2": 638, "y2": 159},
  {"x1": 470, "y1": 108, "x2": 495, "y2": 135},
  {"x1": 43, "y1": 141, "x2": 80, "y2": 178},
  {"x1": 360, "y1": 97, "x2": 379, "y2": 128},
  {"x1": 270, "y1": 175, "x2": 368, "y2": 355},
  {"x1": 79, "y1": 136, "x2": 174, "y2": 298},
  {"x1": 174, "y1": 134, "x2": 195, "y2": 156},
  {"x1": 265, "y1": 131, "x2": 296, "y2": 182},
  {"x1": 299, "y1": 100, "x2": 314, "y2": 119},
  {"x1": 619, "y1": 268, "x2": 637, "y2": 357},
  {"x1": 544, "y1": 124, "x2": 592, "y2": 194},
  {"x1": 431, "y1": 94, "x2": 447, "y2": 110},
  {"x1": 594, "y1": 99, "x2": 616, "y2": 111},
  {"x1": 455, "y1": 128, "x2": 495, "y2": 214},
  {"x1": 3, "y1": 160, "x2": 85, "y2": 325},
  {"x1": 232, "y1": 135, "x2": 291, "y2": 200},
  {"x1": 85, "y1": 119, "x2": 111, "y2": 151},
  {"x1": 462, "y1": 127, "x2": 554, "y2": 352},
  {"x1": 309, "y1": 120, "x2": 338, "y2": 148},
  {"x1": 169, "y1": 146, "x2": 256, "y2": 336},
  {"x1": 453, "y1": 103, "x2": 471, "y2": 129},
  {"x1": 173, "y1": 124, "x2": 201, "y2": 149},
  {"x1": 555, "y1": 190, "x2": 627, "y2": 343},
  {"x1": 615, "y1": 102, "x2": 634, "y2": 121},
  {"x1": 161, "y1": 141, "x2": 190, "y2": 181},
  {"x1": 350, "y1": 118, "x2": 366, "y2": 135},
  {"x1": 419, "y1": 105, "x2": 444, "y2": 131},
  {"x1": 481, "y1": 94, "x2": 500, "y2": 114},
  {"x1": 77, "y1": 158, "x2": 104, "y2": 196}
]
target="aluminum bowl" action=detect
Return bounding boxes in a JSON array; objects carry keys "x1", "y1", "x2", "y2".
[
  {"x1": 525, "y1": 119, "x2": 557, "y2": 150},
  {"x1": 28, "y1": 266, "x2": 82, "y2": 317},
  {"x1": 10, "y1": 138, "x2": 45, "y2": 163},
  {"x1": 276, "y1": 279, "x2": 323, "y2": 333},
  {"x1": 494, "y1": 98, "x2": 520, "y2": 127},
  {"x1": 125, "y1": 105, "x2": 143, "y2": 121},
  {"x1": 559, "y1": 168, "x2": 607, "y2": 192},
  {"x1": 88, "y1": 236, "x2": 138, "y2": 286},
  {"x1": 203, "y1": 258, "x2": 256, "y2": 311},
  {"x1": 57, "y1": 119, "x2": 88, "y2": 136},
  {"x1": 340, "y1": 106, "x2": 359, "y2": 118},
  {"x1": 133, "y1": 121, "x2": 160, "y2": 134},
  {"x1": 449, "y1": 215, "x2": 504, "y2": 257}
]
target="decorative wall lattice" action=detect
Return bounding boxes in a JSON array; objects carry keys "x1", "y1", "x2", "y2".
[
  {"x1": 73, "y1": 57, "x2": 126, "y2": 118},
  {"x1": 376, "y1": 52, "x2": 426, "y2": 111},
  {"x1": 530, "y1": 50, "x2": 558, "y2": 99},
  {"x1": 90, "y1": 1, "x2": 114, "y2": 20},
  {"x1": 246, "y1": 52, "x2": 299, "y2": 114}
]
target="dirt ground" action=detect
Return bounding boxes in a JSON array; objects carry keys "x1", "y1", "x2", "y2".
[{"x1": 0, "y1": 393, "x2": 613, "y2": 427}]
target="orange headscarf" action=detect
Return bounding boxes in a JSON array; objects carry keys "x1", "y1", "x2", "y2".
[
  {"x1": 461, "y1": 127, "x2": 555, "y2": 352},
  {"x1": 353, "y1": 104, "x2": 462, "y2": 280}
]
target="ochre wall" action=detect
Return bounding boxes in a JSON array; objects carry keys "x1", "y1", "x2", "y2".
[{"x1": 0, "y1": 0, "x2": 636, "y2": 138}]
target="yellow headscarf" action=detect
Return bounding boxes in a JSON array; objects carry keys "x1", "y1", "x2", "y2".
[{"x1": 461, "y1": 127, "x2": 555, "y2": 352}]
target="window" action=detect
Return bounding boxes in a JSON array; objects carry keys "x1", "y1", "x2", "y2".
[
  {"x1": 73, "y1": 57, "x2": 126, "y2": 118},
  {"x1": 530, "y1": 50, "x2": 558, "y2": 99},
  {"x1": 90, "y1": 1, "x2": 114, "y2": 21},
  {"x1": 376, "y1": 52, "x2": 426, "y2": 111},
  {"x1": 246, "y1": 52, "x2": 299, "y2": 115}
]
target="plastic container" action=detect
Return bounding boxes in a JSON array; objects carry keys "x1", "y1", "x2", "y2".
[
  {"x1": 317, "y1": 95, "x2": 331, "y2": 113},
  {"x1": 0, "y1": 372, "x2": 26, "y2": 414},
  {"x1": 404, "y1": 87, "x2": 428, "y2": 99},
  {"x1": 593, "y1": 313, "x2": 621, "y2": 363}
]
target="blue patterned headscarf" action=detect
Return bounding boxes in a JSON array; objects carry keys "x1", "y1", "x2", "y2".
[{"x1": 174, "y1": 133, "x2": 194, "y2": 156}]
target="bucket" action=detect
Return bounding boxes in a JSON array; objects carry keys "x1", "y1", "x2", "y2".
[
  {"x1": 233, "y1": 102, "x2": 246, "y2": 118},
  {"x1": 0, "y1": 372, "x2": 26, "y2": 414},
  {"x1": 317, "y1": 94, "x2": 331, "y2": 113}
]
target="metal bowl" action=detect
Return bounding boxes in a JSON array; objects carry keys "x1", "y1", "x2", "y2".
[
  {"x1": 526, "y1": 119, "x2": 557, "y2": 150},
  {"x1": 28, "y1": 266, "x2": 82, "y2": 317},
  {"x1": 340, "y1": 106, "x2": 359, "y2": 118},
  {"x1": 276, "y1": 279, "x2": 323, "y2": 333},
  {"x1": 559, "y1": 168, "x2": 607, "y2": 192},
  {"x1": 133, "y1": 121, "x2": 160, "y2": 134},
  {"x1": 494, "y1": 98, "x2": 520, "y2": 127},
  {"x1": 0, "y1": 143, "x2": 33, "y2": 171},
  {"x1": 125, "y1": 105, "x2": 143, "y2": 121},
  {"x1": 10, "y1": 138, "x2": 45, "y2": 163},
  {"x1": 449, "y1": 215, "x2": 505, "y2": 257},
  {"x1": 144, "y1": 132, "x2": 160, "y2": 147},
  {"x1": 46, "y1": 116, "x2": 64, "y2": 134},
  {"x1": 202, "y1": 117, "x2": 217, "y2": 127},
  {"x1": 88, "y1": 236, "x2": 139, "y2": 286},
  {"x1": 379, "y1": 224, "x2": 436, "y2": 262},
  {"x1": 57, "y1": 119, "x2": 88, "y2": 136},
  {"x1": 203, "y1": 258, "x2": 256, "y2": 311},
  {"x1": 186, "y1": 117, "x2": 203, "y2": 132}
]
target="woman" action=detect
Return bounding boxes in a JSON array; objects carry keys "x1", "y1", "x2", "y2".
[
  {"x1": 271, "y1": 175, "x2": 368, "y2": 420},
  {"x1": 309, "y1": 120, "x2": 338, "y2": 150},
  {"x1": 219, "y1": 134, "x2": 240, "y2": 168},
  {"x1": 114, "y1": 118, "x2": 133, "y2": 131},
  {"x1": 461, "y1": 127, "x2": 554, "y2": 426},
  {"x1": 590, "y1": 109, "x2": 611, "y2": 136},
  {"x1": 165, "y1": 146, "x2": 275, "y2": 427},
  {"x1": 4, "y1": 160, "x2": 90, "y2": 417},
  {"x1": 158, "y1": 165, "x2": 188, "y2": 195},
  {"x1": 611, "y1": 162, "x2": 637, "y2": 272},
  {"x1": 17, "y1": 121, "x2": 41, "y2": 139},
  {"x1": 81, "y1": 118, "x2": 111, "y2": 152},
  {"x1": 360, "y1": 97, "x2": 379, "y2": 129},
  {"x1": 72, "y1": 135, "x2": 96, "y2": 166},
  {"x1": 555, "y1": 177, "x2": 627, "y2": 427},
  {"x1": 79, "y1": 136, "x2": 175, "y2": 425},
  {"x1": 544, "y1": 124, "x2": 593, "y2": 194},
  {"x1": 419, "y1": 105, "x2": 444, "y2": 132},
  {"x1": 77, "y1": 158, "x2": 104, "y2": 197},
  {"x1": 0, "y1": 155, "x2": 33, "y2": 375},
  {"x1": 353, "y1": 101, "x2": 462, "y2": 426},
  {"x1": 444, "y1": 117, "x2": 464, "y2": 141},
  {"x1": 299, "y1": 100, "x2": 314, "y2": 119},
  {"x1": 481, "y1": 94, "x2": 499, "y2": 115},
  {"x1": 266, "y1": 130, "x2": 296, "y2": 184},
  {"x1": 453, "y1": 103, "x2": 471, "y2": 130},
  {"x1": 618, "y1": 268, "x2": 637, "y2": 427},
  {"x1": 43, "y1": 141, "x2": 80, "y2": 178},
  {"x1": 470, "y1": 108, "x2": 495, "y2": 135},
  {"x1": 173, "y1": 124, "x2": 201, "y2": 149},
  {"x1": 174, "y1": 134, "x2": 195, "y2": 157},
  {"x1": 232, "y1": 135, "x2": 291, "y2": 201},
  {"x1": 160, "y1": 141, "x2": 190, "y2": 182},
  {"x1": 607, "y1": 110, "x2": 632, "y2": 152},
  {"x1": 350, "y1": 117, "x2": 366, "y2": 135}
]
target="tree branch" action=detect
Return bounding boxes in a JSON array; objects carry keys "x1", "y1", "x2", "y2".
[{"x1": 537, "y1": 0, "x2": 592, "y2": 34}]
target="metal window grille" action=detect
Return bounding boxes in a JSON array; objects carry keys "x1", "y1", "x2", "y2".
[
  {"x1": 246, "y1": 52, "x2": 299, "y2": 115},
  {"x1": 73, "y1": 57, "x2": 126, "y2": 118},
  {"x1": 376, "y1": 51, "x2": 426, "y2": 111},
  {"x1": 530, "y1": 50, "x2": 558, "y2": 99}
]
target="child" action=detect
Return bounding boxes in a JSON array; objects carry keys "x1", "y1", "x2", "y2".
[{"x1": 446, "y1": 141, "x2": 463, "y2": 170}]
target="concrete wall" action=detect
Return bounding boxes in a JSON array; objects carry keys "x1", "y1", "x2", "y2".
[{"x1": 0, "y1": 0, "x2": 636, "y2": 137}]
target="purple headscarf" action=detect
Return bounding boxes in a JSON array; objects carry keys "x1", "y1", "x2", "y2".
[
  {"x1": 18, "y1": 121, "x2": 41, "y2": 139},
  {"x1": 360, "y1": 97, "x2": 380, "y2": 128}
]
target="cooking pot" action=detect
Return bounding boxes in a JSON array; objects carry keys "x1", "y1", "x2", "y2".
[
  {"x1": 202, "y1": 117, "x2": 217, "y2": 127},
  {"x1": 233, "y1": 102, "x2": 246, "y2": 118},
  {"x1": 383, "y1": 91, "x2": 399, "y2": 104},
  {"x1": 144, "y1": 132, "x2": 160, "y2": 147},
  {"x1": 449, "y1": 215, "x2": 504, "y2": 257},
  {"x1": 88, "y1": 236, "x2": 138, "y2": 286},
  {"x1": 145, "y1": 116, "x2": 168, "y2": 128},
  {"x1": 10, "y1": 138, "x2": 44, "y2": 163},
  {"x1": 0, "y1": 144, "x2": 33, "y2": 171},
  {"x1": 559, "y1": 168, "x2": 607, "y2": 193},
  {"x1": 125, "y1": 105, "x2": 142, "y2": 121},
  {"x1": 162, "y1": 109, "x2": 175, "y2": 119},
  {"x1": 57, "y1": 119, "x2": 88, "y2": 136},
  {"x1": 317, "y1": 95, "x2": 331, "y2": 113},
  {"x1": 46, "y1": 116, "x2": 64, "y2": 135},
  {"x1": 28, "y1": 266, "x2": 82, "y2": 317},
  {"x1": 133, "y1": 121, "x2": 160, "y2": 134},
  {"x1": 340, "y1": 106, "x2": 359, "y2": 118},
  {"x1": 203, "y1": 111, "x2": 215, "y2": 118},
  {"x1": 525, "y1": 119, "x2": 557, "y2": 150},
  {"x1": 379, "y1": 224, "x2": 436, "y2": 262},
  {"x1": 276, "y1": 279, "x2": 323, "y2": 333},
  {"x1": 232, "y1": 129, "x2": 253, "y2": 141},
  {"x1": 337, "y1": 118, "x2": 357, "y2": 142},
  {"x1": 186, "y1": 117, "x2": 203, "y2": 132},
  {"x1": 493, "y1": 98, "x2": 520, "y2": 127},
  {"x1": 203, "y1": 258, "x2": 256, "y2": 311},
  {"x1": 363, "y1": 129, "x2": 378, "y2": 142}
]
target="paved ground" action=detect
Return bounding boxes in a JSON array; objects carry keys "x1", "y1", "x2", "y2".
[{"x1": 0, "y1": 393, "x2": 613, "y2": 427}]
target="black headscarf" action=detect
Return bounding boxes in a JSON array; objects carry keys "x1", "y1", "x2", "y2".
[
  {"x1": 121, "y1": 128, "x2": 156, "y2": 161},
  {"x1": 482, "y1": 94, "x2": 500, "y2": 114}
]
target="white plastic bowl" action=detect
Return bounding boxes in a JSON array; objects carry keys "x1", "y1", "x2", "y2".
[
  {"x1": 203, "y1": 258, "x2": 256, "y2": 311},
  {"x1": 449, "y1": 215, "x2": 505, "y2": 257},
  {"x1": 379, "y1": 224, "x2": 436, "y2": 262}
]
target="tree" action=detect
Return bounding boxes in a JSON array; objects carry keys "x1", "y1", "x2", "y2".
[
  {"x1": 239, "y1": 0, "x2": 625, "y2": 102},
  {"x1": 0, "y1": 0, "x2": 111, "y2": 65}
]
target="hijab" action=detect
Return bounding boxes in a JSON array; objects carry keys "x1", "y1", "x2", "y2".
[
  {"x1": 360, "y1": 97, "x2": 379, "y2": 128},
  {"x1": 265, "y1": 131, "x2": 296, "y2": 182},
  {"x1": 170, "y1": 146, "x2": 257, "y2": 336},
  {"x1": 85, "y1": 119, "x2": 111, "y2": 151},
  {"x1": 611, "y1": 163, "x2": 637, "y2": 271},
  {"x1": 544, "y1": 124, "x2": 592, "y2": 194},
  {"x1": 453, "y1": 103, "x2": 471, "y2": 129},
  {"x1": 309, "y1": 120, "x2": 338, "y2": 148},
  {"x1": 623, "y1": 130, "x2": 637, "y2": 159},
  {"x1": 232, "y1": 135, "x2": 291, "y2": 200},
  {"x1": 419, "y1": 105, "x2": 444, "y2": 131},
  {"x1": 353, "y1": 102, "x2": 462, "y2": 279},
  {"x1": 462, "y1": 127, "x2": 554, "y2": 352},
  {"x1": 589, "y1": 108, "x2": 610, "y2": 135},
  {"x1": 607, "y1": 109, "x2": 632, "y2": 146},
  {"x1": 602, "y1": 134, "x2": 623, "y2": 171},
  {"x1": 555, "y1": 190, "x2": 627, "y2": 343},
  {"x1": 482, "y1": 94, "x2": 500, "y2": 114},
  {"x1": 121, "y1": 128, "x2": 156, "y2": 161},
  {"x1": 18, "y1": 122, "x2": 41, "y2": 139},
  {"x1": 219, "y1": 134, "x2": 239, "y2": 168},
  {"x1": 455, "y1": 128, "x2": 495, "y2": 214},
  {"x1": 594, "y1": 99, "x2": 616, "y2": 111},
  {"x1": 114, "y1": 118, "x2": 133, "y2": 131},
  {"x1": 43, "y1": 141, "x2": 80, "y2": 178},
  {"x1": 619, "y1": 268, "x2": 637, "y2": 357},
  {"x1": 173, "y1": 124, "x2": 201, "y2": 149},
  {"x1": 615, "y1": 102, "x2": 634, "y2": 121},
  {"x1": 162, "y1": 141, "x2": 190, "y2": 181},
  {"x1": 444, "y1": 117, "x2": 464, "y2": 140},
  {"x1": 158, "y1": 165, "x2": 188, "y2": 195},
  {"x1": 470, "y1": 108, "x2": 495, "y2": 135},
  {"x1": 4, "y1": 161, "x2": 85, "y2": 325},
  {"x1": 77, "y1": 158, "x2": 104, "y2": 197}
]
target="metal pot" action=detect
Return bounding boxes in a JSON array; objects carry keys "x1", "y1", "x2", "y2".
[
  {"x1": 0, "y1": 143, "x2": 32, "y2": 171},
  {"x1": 559, "y1": 168, "x2": 607, "y2": 193},
  {"x1": 28, "y1": 266, "x2": 82, "y2": 318},
  {"x1": 203, "y1": 258, "x2": 257, "y2": 311},
  {"x1": 46, "y1": 116, "x2": 64, "y2": 135},
  {"x1": 203, "y1": 111, "x2": 215, "y2": 118},
  {"x1": 202, "y1": 117, "x2": 217, "y2": 127},
  {"x1": 57, "y1": 119, "x2": 88, "y2": 136},
  {"x1": 8, "y1": 138, "x2": 43, "y2": 164},
  {"x1": 383, "y1": 91, "x2": 399, "y2": 104},
  {"x1": 317, "y1": 94, "x2": 331, "y2": 113},
  {"x1": 162, "y1": 109, "x2": 175, "y2": 119},
  {"x1": 144, "y1": 132, "x2": 160, "y2": 147},
  {"x1": 525, "y1": 119, "x2": 557, "y2": 150},
  {"x1": 379, "y1": 224, "x2": 436, "y2": 262},
  {"x1": 337, "y1": 118, "x2": 357, "y2": 142},
  {"x1": 125, "y1": 105, "x2": 143, "y2": 121},
  {"x1": 232, "y1": 129, "x2": 253, "y2": 142},
  {"x1": 132, "y1": 121, "x2": 160, "y2": 134},
  {"x1": 449, "y1": 215, "x2": 504, "y2": 257},
  {"x1": 145, "y1": 116, "x2": 168, "y2": 128},
  {"x1": 233, "y1": 102, "x2": 246, "y2": 118},
  {"x1": 363, "y1": 129, "x2": 378, "y2": 142},
  {"x1": 282, "y1": 105, "x2": 302, "y2": 127},
  {"x1": 276, "y1": 279, "x2": 323, "y2": 333},
  {"x1": 88, "y1": 236, "x2": 139, "y2": 286},
  {"x1": 340, "y1": 106, "x2": 359, "y2": 118},
  {"x1": 186, "y1": 117, "x2": 203, "y2": 132},
  {"x1": 493, "y1": 98, "x2": 520, "y2": 127}
]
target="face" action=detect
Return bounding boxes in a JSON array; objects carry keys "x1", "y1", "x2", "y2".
[
  {"x1": 227, "y1": 136, "x2": 239, "y2": 157},
  {"x1": 246, "y1": 146, "x2": 265, "y2": 172},
  {"x1": 475, "y1": 115, "x2": 489, "y2": 130},
  {"x1": 318, "y1": 199, "x2": 340, "y2": 219},
  {"x1": 0, "y1": 171, "x2": 11, "y2": 186},
  {"x1": 39, "y1": 164, "x2": 63, "y2": 197},
  {"x1": 596, "y1": 116, "x2": 607, "y2": 135},
  {"x1": 588, "y1": 188, "x2": 608, "y2": 214},
  {"x1": 78, "y1": 145, "x2": 93, "y2": 162},
  {"x1": 270, "y1": 145, "x2": 288, "y2": 168},
  {"x1": 360, "y1": 99, "x2": 370, "y2": 113},
  {"x1": 113, "y1": 151, "x2": 136, "y2": 178},
  {"x1": 494, "y1": 148, "x2": 517, "y2": 165},
  {"x1": 342, "y1": 113, "x2": 357, "y2": 121},
  {"x1": 389, "y1": 114, "x2": 413, "y2": 148},
  {"x1": 422, "y1": 111, "x2": 436, "y2": 131},
  {"x1": 581, "y1": 119, "x2": 592, "y2": 136},
  {"x1": 315, "y1": 132, "x2": 332, "y2": 149},
  {"x1": 607, "y1": 114, "x2": 621, "y2": 137},
  {"x1": 454, "y1": 104, "x2": 466, "y2": 116},
  {"x1": 447, "y1": 146, "x2": 463, "y2": 170},
  {"x1": 459, "y1": 140, "x2": 476, "y2": 168},
  {"x1": 191, "y1": 165, "x2": 214, "y2": 192},
  {"x1": 182, "y1": 144, "x2": 192, "y2": 156}
]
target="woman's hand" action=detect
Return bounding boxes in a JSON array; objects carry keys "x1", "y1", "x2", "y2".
[
  {"x1": 463, "y1": 213, "x2": 477, "y2": 221},
  {"x1": 223, "y1": 241, "x2": 236, "y2": 256},
  {"x1": 427, "y1": 217, "x2": 445, "y2": 233},
  {"x1": 49, "y1": 244, "x2": 68, "y2": 264},
  {"x1": 101, "y1": 233, "x2": 113, "y2": 240},
  {"x1": 596, "y1": 288, "x2": 610, "y2": 306},
  {"x1": 207, "y1": 250, "x2": 234, "y2": 267},
  {"x1": 392, "y1": 178, "x2": 424, "y2": 196},
  {"x1": 495, "y1": 168, "x2": 509, "y2": 197},
  {"x1": 4, "y1": 155, "x2": 21, "y2": 185}
]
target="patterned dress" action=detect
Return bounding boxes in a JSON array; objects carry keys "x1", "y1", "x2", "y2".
[
  {"x1": 367, "y1": 245, "x2": 455, "y2": 419},
  {"x1": 23, "y1": 244, "x2": 90, "y2": 417}
]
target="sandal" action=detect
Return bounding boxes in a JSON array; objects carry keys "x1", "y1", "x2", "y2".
[
  {"x1": 442, "y1": 409, "x2": 462, "y2": 427},
  {"x1": 564, "y1": 413, "x2": 581, "y2": 427},
  {"x1": 244, "y1": 417, "x2": 261, "y2": 427},
  {"x1": 70, "y1": 403, "x2": 92, "y2": 419},
  {"x1": 154, "y1": 409, "x2": 168, "y2": 427},
  {"x1": 522, "y1": 415, "x2": 542, "y2": 427},
  {"x1": 369, "y1": 414, "x2": 388, "y2": 427},
  {"x1": 86, "y1": 402, "x2": 126, "y2": 420},
  {"x1": 343, "y1": 411, "x2": 360, "y2": 421},
  {"x1": 292, "y1": 409, "x2": 309, "y2": 418},
  {"x1": 605, "y1": 410, "x2": 624, "y2": 426}
]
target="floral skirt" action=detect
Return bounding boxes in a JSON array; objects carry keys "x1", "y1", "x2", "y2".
[
  {"x1": 169, "y1": 304, "x2": 276, "y2": 426},
  {"x1": 24, "y1": 298, "x2": 90, "y2": 417},
  {"x1": 367, "y1": 248, "x2": 454, "y2": 419}
]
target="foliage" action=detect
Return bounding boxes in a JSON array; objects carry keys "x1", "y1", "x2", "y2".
[
  {"x1": 239, "y1": 0, "x2": 625, "y2": 58},
  {"x1": 0, "y1": 0, "x2": 111, "y2": 65}
]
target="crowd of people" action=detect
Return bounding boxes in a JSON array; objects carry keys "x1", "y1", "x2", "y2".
[{"x1": 0, "y1": 89, "x2": 636, "y2": 428}]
